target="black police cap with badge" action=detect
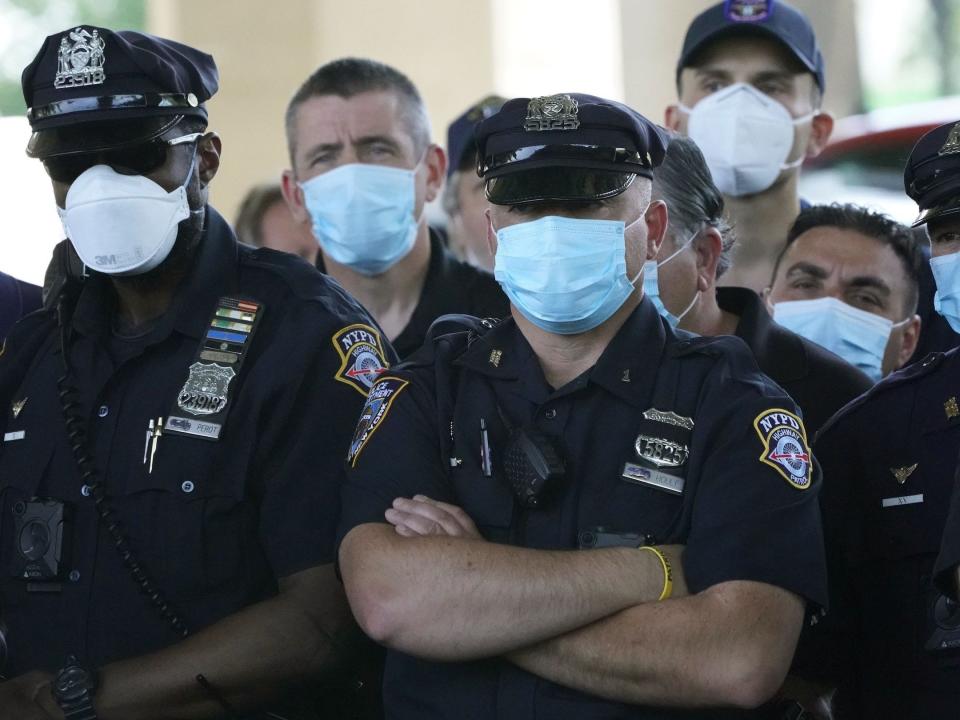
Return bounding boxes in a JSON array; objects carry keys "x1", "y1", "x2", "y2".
[
  {"x1": 679, "y1": 0, "x2": 825, "y2": 91},
  {"x1": 22, "y1": 26, "x2": 218, "y2": 160},
  {"x1": 904, "y1": 120, "x2": 960, "y2": 227},
  {"x1": 475, "y1": 92, "x2": 668, "y2": 205}
]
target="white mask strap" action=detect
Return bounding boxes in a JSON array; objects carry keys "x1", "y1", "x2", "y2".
[
  {"x1": 675, "y1": 289, "x2": 700, "y2": 324},
  {"x1": 657, "y1": 229, "x2": 698, "y2": 268}
]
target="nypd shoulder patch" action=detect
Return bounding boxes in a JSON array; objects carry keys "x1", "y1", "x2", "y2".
[
  {"x1": 753, "y1": 408, "x2": 812, "y2": 490},
  {"x1": 347, "y1": 376, "x2": 409, "y2": 467},
  {"x1": 332, "y1": 323, "x2": 388, "y2": 395}
]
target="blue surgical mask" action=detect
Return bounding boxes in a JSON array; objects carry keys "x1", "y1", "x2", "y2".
[
  {"x1": 642, "y1": 233, "x2": 700, "y2": 328},
  {"x1": 494, "y1": 214, "x2": 643, "y2": 335},
  {"x1": 772, "y1": 297, "x2": 905, "y2": 382},
  {"x1": 300, "y1": 162, "x2": 421, "y2": 276},
  {"x1": 931, "y1": 252, "x2": 960, "y2": 334}
]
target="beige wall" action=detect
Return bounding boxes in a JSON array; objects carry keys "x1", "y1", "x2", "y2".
[
  {"x1": 147, "y1": 0, "x2": 860, "y2": 225},
  {"x1": 148, "y1": 0, "x2": 495, "y2": 224}
]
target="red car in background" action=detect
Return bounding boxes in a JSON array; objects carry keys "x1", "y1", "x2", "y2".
[{"x1": 801, "y1": 97, "x2": 960, "y2": 223}]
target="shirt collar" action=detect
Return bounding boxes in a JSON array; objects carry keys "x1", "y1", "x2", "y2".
[
  {"x1": 457, "y1": 297, "x2": 670, "y2": 408},
  {"x1": 717, "y1": 286, "x2": 807, "y2": 381}
]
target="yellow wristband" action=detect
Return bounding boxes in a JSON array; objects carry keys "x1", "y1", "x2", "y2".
[{"x1": 638, "y1": 545, "x2": 673, "y2": 601}]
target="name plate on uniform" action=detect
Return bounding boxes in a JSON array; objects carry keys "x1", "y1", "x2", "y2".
[
  {"x1": 3, "y1": 431, "x2": 25, "y2": 442},
  {"x1": 622, "y1": 462, "x2": 685, "y2": 495},
  {"x1": 881, "y1": 493, "x2": 924, "y2": 508}
]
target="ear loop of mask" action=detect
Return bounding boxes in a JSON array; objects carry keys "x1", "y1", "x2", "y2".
[
  {"x1": 643, "y1": 228, "x2": 702, "y2": 323},
  {"x1": 625, "y1": 206, "x2": 650, "y2": 287}
]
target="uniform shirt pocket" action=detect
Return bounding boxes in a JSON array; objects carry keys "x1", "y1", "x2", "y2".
[{"x1": 117, "y1": 433, "x2": 251, "y2": 599}]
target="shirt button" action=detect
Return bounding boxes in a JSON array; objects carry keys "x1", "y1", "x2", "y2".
[
  {"x1": 97, "y1": 405, "x2": 109, "y2": 418},
  {"x1": 544, "y1": 408, "x2": 557, "y2": 420},
  {"x1": 181, "y1": 481, "x2": 195, "y2": 494},
  {"x1": 68, "y1": 570, "x2": 81, "y2": 582},
  {"x1": 80, "y1": 485, "x2": 91, "y2": 497}
]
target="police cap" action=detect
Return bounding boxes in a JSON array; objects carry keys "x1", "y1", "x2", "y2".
[
  {"x1": 679, "y1": 1, "x2": 825, "y2": 92},
  {"x1": 475, "y1": 93, "x2": 668, "y2": 205},
  {"x1": 904, "y1": 120, "x2": 960, "y2": 227},
  {"x1": 447, "y1": 94, "x2": 506, "y2": 178},
  {"x1": 22, "y1": 26, "x2": 218, "y2": 159}
]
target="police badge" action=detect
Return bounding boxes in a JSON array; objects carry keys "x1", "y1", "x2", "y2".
[
  {"x1": 54, "y1": 27, "x2": 106, "y2": 89},
  {"x1": 524, "y1": 94, "x2": 580, "y2": 132},
  {"x1": 177, "y1": 362, "x2": 236, "y2": 416}
]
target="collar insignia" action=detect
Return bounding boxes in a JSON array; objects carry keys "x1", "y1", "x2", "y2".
[
  {"x1": 488, "y1": 349, "x2": 503, "y2": 367},
  {"x1": 524, "y1": 94, "x2": 580, "y2": 132},
  {"x1": 890, "y1": 464, "x2": 918, "y2": 485},
  {"x1": 55, "y1": 27, "x2": 106, "y2": 89},
  {"x1": 946, "y1": 396, "x2": 959, "y2": 420},
  {"x1": 939, "y1": 123, "x2": 960, "y2": 156},
  {"x1": 642, "y1": 408, "x2": 694, "y2": 430},
  {"x1": 11, "y1": 398, "x2": 27, "y2": 419}
]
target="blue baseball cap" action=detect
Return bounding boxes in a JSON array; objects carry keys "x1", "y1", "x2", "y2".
[
  {"x1": 22, "y1": 26, "x2": 218, "y2": 158},
  {"x1": 678, "y1": 1, "x2": 825, "y2": 92},
  {"x1": 475, "y1": 93, "x2": 668, "y2": 205},
  {"x1": 446, "y1": 94, "x2": 506, "y2": 178}
]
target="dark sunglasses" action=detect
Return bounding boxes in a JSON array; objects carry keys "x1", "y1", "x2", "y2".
[{"x1": 42, "y1": 132, "x2": 203, "y2": 183}]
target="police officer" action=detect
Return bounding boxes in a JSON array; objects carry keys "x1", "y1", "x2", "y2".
[
  {"x1": 336, "y1": 93, "x2": 827, "y2": 719},
  {"x1": 280, "y1": 58, "x2": 509, "y2": 358},
  {"x1": 813, "y1": 121, "x2": 960, "y2": 718},
  {"x1": 0, "y1": 27, "x2": 392, "y2": 719},
  {"x1": 0, "y1": 271, "x2": 41, "y2": 342},
  {"x1": 443, "y1": 95, "x2": 505, "y2": 272},
  {"x1": 648, "y1": 134, "x2": 872, "y2": 436}
]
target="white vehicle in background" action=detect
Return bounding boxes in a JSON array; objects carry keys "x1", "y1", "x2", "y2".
[{"x1": 801, "y1": 96, "x2": 960, "y2": 223}]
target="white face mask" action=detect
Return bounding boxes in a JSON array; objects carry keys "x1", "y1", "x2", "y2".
[
  {"x1": 58, "y1": 148, "x2": 198, "y2": 276},
  {"x1": 680, "y1": 83, "x2": 815, "y2": 197}
]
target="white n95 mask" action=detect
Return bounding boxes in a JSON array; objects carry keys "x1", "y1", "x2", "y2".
[
  {"x1": 58, "y1": 148, "x2": 198, "y2": 276},
  {"x1": 681, "y1": 83, "x2": 814, "y2": 197}
]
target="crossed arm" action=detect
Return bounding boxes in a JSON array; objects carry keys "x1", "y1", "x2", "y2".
[
  {"x1": 1, "y1": 564, "x2": 358, "y2": 720},
  {"x1": 339, "y1": 496, "x2": 806, "y2": 710}
]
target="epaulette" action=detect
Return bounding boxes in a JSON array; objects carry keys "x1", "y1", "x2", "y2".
[
  {"x1": 816, "y1": 351, "x2": 954, "y2": 439},
  {"x1": 240, "y1": 246, "x2": 341, "y2": 302},
  {"x1": 399, "y1": 315, "x2": 501, "y2": 371}
]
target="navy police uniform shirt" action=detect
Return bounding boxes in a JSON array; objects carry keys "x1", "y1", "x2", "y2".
[
  {"x1": 717, "y1": 286, "x2": 873, "y2": 437},
  {"x1": 814, "y1": 348, "x2": 960, "y2": 718},
  {"x1": 0, "y1": 206, "x2": 394, "y2": 674},
  {"x1": 338, "y1": 298, "x2": 827, "y2": 720},
  {"x1": 318, "y1": 229, "x2": 509, "y2": 359},
  {"x1": 934, "y1": 450, "x2": 960, "y2": 600},
  {"x1": 0, "y1": 271, "x2": 41, "y2": 342}
]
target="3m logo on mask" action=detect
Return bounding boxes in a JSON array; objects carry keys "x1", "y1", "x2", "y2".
[
  {"x1": 753, "y1": 409, "x2": 811, "y2": 490},
  {"x1": 524, "y1": 94, "x2": 580, "y2": 132},
  {"x1": 54, "y1": 27, "x2": 106, "y2": 89}
]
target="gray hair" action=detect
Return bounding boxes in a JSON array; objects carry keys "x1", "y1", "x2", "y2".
[{"x1": 652, "y1": 134, "x2": 735, "y2": 277}]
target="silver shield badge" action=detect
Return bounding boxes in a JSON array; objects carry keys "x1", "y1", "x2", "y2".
[
  {"x1": 524, "y1": 94, "x2": 580, "y2": 132},
  {"x1": 635, "y1": 435, "x2": 689, "y2": 469},
  {"x1": 177, "y1": 362, "x2": 236, "y2": 416},
  {"x1": 55, "y1": 27, "x2": 106, "y2": 89}
]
